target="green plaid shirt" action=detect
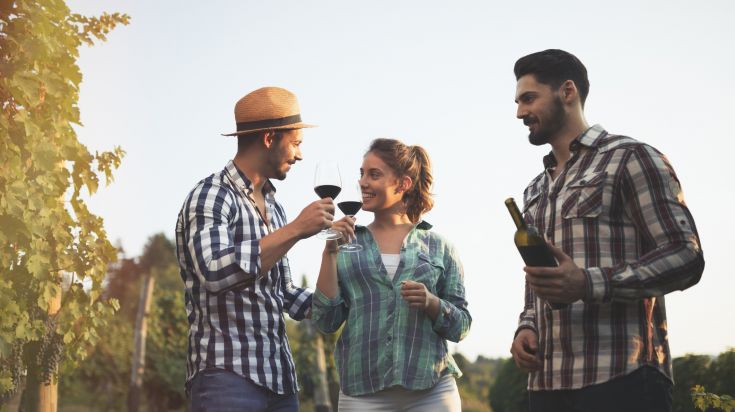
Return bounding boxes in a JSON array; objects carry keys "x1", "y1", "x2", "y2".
[{"x1": 312, "y1": 221, "x2": 471, "y2": 396}]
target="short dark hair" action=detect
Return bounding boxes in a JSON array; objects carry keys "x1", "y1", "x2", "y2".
[{"x1": 514, "y1": 49, "x2": 590, "y2": 107}]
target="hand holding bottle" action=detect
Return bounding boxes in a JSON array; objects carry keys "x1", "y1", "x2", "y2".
[
  {"x1": 523, "y1": 243, "x2": 587, "y2": 305},
  {"x1": 505, "y1": 197, "x2": 568, "y2": 309}
]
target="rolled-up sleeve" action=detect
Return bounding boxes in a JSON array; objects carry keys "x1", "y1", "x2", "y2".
[
  {"x1": 185, "y1": 180, "x2": 259, "y2": 294},
  {"x1": 431, "y1": 244, "x2": 471, "y2": 343},
  {"x1": 280, "y1": 256, "x2": 313, "y2": 320},
  {"x1": 583, "y1": 144, "x2": 704, "y2": 303},
  {"x1": 516, "y1": 281, "x2": 538, "y2": 337},
  {"x1": 311, "y1": 288, "x2": 347, "y2": 334}
]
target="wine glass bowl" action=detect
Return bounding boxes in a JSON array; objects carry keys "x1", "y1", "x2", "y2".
[
  {"x1": 314, "y1": 161, "x2": 342, "y2": 240},
  {"x1": 337, "y1": 182, "x2": 363, "y2": 252}
]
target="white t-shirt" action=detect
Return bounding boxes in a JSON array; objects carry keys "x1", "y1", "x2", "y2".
[{"x1": 380, "y1": 253, "x2": 400, "y2": 280}]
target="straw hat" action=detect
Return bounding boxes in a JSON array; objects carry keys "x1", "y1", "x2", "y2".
[{"x1": 222, "y1": 87, "x2": 316, "y2": 136}]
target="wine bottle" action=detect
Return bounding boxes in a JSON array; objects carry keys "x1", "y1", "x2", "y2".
[{"x1": 505, "y1": 197, "x2": 567, "y2": 310}]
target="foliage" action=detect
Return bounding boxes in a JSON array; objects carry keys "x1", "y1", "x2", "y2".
[
  {"x1": 0, "y1": 0, "x2": 129, "y2": 402},
  {"x1": 142, "y1": 245, "x2": 188, "y2": 411},
  {"x1": 692, "y1": 385, "x2": 735, "y2": 412},
  {"x1": 454, "y1": 354, "x2": 503, "y2": 412},
  {"x1": 288, "y1": 276, "x2": 341, "y2": 411},
  {"x1": 673, "y1": 349, "x2": 735, "y2": 412},
  {"x1": 59, "y1": 234, "x2": 187, "y2": 411},
  {"x1": 710, "y1": 350, "x2": 735, "y2": 403},
  {"x1": 488, "y1": 357, "x2": 529, "y2": 412},
  {"x1": 674, "y1": 354, "x2": 715, "y2": 411}
]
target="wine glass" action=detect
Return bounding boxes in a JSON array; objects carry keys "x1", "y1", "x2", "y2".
[
  {"x1": 337, "y1": 181, "x2": 363, "y2": 252},
  {"x1": 314, "y1": 160, "x2": 342, "y2": 240}
]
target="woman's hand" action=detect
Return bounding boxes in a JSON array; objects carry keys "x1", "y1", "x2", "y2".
[
  {"x1": 400, "y1": 280, "x2": 441, "y2": 319},
  {"x1": 324, "y1": 216, "x2": 356, "y2": 254}
]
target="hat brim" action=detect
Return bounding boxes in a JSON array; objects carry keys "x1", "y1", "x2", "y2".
[{"x1": 222, "y1": 123, "x2": 317, "y2": 136}]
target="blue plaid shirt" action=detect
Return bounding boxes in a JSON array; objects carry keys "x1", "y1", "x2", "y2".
[{"x1": 175, "y1": 160, "x2": 312, "y2": 394}]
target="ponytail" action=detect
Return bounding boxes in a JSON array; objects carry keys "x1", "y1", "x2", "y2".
[{"x1": 404, "y1": 145, "x2": 434, "y2": 223}]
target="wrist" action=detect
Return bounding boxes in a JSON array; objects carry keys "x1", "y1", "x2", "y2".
[
  {"x1": 286, "y1": 221, "x2": 306, "y2": 240},
  {"x1": 322, "y1": 247, "x2": 338, "y2": 257},
  {"x1": 428, "y1": 293, "x2": 440, "y2": 310}
]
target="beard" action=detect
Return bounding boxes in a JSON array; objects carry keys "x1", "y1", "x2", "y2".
[
  {"x1": 267, "y1": 150, "x2": 290, "y2": 180},
  {"x1": 525, "y1": 96, "x2": 566, "y2": 146}
]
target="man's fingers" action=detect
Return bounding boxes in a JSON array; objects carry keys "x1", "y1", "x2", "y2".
[
  {"x1": 511, "y1": 345, "x2": 539, "y2": 371},
  {"x1": 547, "y1": 242, "x2": 568, "y2": 263},
  {"x1": 515, "y1": 348, "x2": 539, "y2": 365},
  {"x1": 317, "y1": 198, "x2": 335, "y2": 213},
  {"x1": 524, "y1": 266, "x2": 559, "y2": 277}
]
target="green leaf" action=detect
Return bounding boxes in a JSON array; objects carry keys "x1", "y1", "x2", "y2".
[
  {"x1": 0, "y1": 0, "x2": 128, "y2": 380},
  {"x1": 0, "y1": 214, "x2": 32, "y2": 242}
]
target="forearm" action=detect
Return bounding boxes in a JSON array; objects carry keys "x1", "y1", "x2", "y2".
[
  {"x1": 316, "y1": 249, "x2": 339, "y2": 299},
  {"x1": 425, "y1": 294, "x2": 441, "y2": 321},
  {"x1": 431, "y1": 297, "x2": 471, "y2": 342},
  {"x1": 258, "y1": 222, "x2": 302, "y2": 277},
  {"x1": 312, "y1": 251, "x2": 346, "y2": 333},
  {"x1": 586, "y1": 144, "x2": 705, "y2": 303},
  {"x1": 585, "y1": 241, "x2": 704, "y2": 303}
]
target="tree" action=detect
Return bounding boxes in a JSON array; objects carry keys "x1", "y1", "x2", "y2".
[
  {"x1": 58, "y1": 233, "x2": 188, "y2": 411},
  {"x1": 0, "y1": 0, "x2": 129, "y2": 409},
  {"x1": 488, "y1": 358, "x2": 528, "y2": 412},
  {"x1": 139, "y1": 234, "x2": 186, "y2": 411},
  {"x1": 710, "y1": 349, "x2": 735, "y2": 401},
  {"x1": 128, "y1": 234, "x2": 176, "y2": 412},
  {"x1": 673, "y1": 354, "x2": 714, "y2": 412}
]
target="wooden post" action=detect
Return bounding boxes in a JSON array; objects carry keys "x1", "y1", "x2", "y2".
[
  {"x1": 304, "y1": 319, "x2": 332, "y2": 412},
  {"x1": 37, "y1": 287, "x2": 62, "y2": 412},
  {"x1": 127, "y1": 272, "x2": 156, "y2": 412},
  {"x1": 313, "y1": 331, "x2": 332, "y2": 412}
]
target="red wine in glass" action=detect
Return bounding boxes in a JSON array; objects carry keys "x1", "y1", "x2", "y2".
[
  {"x1": 337, "y1": 181, "x2": 363, "y2": 252},
  {"x1": 337, "y1": 201, "x2": 362, "y2": 216},
  {"x1": 314, "y1": 161, "x2": 342, "y2": 240},
  {"x1": 315, "y1": 185, "x2": 341, "y2": 200}
]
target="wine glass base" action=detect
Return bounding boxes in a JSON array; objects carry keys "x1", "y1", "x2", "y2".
[
  {"x1": 316, "y1": 229, "x2": 342, "y2": 240},
  {"x1": 339, "y1": 243, "x2": 363, "y2": 252}
]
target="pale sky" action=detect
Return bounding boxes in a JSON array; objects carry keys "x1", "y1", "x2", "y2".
[{"x1": 69, "y1": 0, "x2": 735, "y2": 361}]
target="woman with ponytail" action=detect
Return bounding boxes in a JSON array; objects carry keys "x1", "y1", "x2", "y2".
[{"x1": 312, "y1": 138, "x2": 471, "y2": 411}]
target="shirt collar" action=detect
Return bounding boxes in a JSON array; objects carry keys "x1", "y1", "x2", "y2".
[
  {"x1": 542, "y1": 124, "x2": 607, "y2": 169},
  {"x1": 224, "y1": 160, "x2": 276, "y2": 197}
]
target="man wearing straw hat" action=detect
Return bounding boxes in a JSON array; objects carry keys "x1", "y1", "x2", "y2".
[{"x1": 175, "y1": 87, "x2": 333, "y2": 411}]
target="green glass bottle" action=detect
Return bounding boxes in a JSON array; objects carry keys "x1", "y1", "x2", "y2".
[{"x1": 505, "y1": 197, "x2": 567, "y2": 309}]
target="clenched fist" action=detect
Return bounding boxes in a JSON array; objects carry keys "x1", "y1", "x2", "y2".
[{"x1": 292, "y1": 198, "x2": 335, "y2": 239}]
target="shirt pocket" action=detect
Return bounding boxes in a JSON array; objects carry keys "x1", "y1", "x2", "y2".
[
  {"x1": 522, "y1": 190, "x2": 542, "y2": 218},
  {"x1": 414, "y1": 252, "x2": 445, "y2": 293},
  {"x1": 561, "y1": 171, "x2": 607, "y2": 219}
]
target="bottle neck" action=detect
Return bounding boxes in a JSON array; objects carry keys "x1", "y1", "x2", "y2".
[{"x1": 505, "y1": 198, "x2": 527, "y2": 230}]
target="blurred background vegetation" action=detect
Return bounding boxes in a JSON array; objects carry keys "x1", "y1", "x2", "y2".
[
  {"x1": 1, "y1": 1, "x2": 732, "y2": 411},
  {"x1": 15, "y1": 232, "x2": 726, "y2": 412}
]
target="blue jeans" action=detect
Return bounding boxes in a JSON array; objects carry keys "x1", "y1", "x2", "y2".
[
  {"x1": 189, "y1": 368, "x2": 299, "y2": 412},
  {"x1": 529, "y1": 366, "x2": 672, "y2": 412}
]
